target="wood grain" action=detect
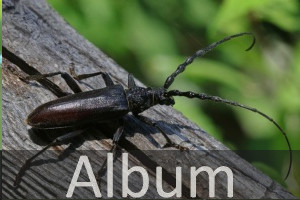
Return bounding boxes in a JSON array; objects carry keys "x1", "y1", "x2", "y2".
[{"x1": 2, "y1": 0, "x2": 296, "y2": 199}]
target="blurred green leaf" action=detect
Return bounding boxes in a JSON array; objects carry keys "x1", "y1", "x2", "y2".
[
  {"x1": 121, "y1": 1, "x2": 178, "y2": 60},
  {"x1": 258, "y1": 0, "x2": 300, "y2": 32},
  {"x1": 184, "y1": 0, "x2": 218, "y2": 27},
  {"x1": 210, "y1": 0, "x2": 271, "y2": 34}
]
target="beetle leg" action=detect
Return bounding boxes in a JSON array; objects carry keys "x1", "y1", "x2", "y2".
[
  {"x1": 24, "y1": 71, "x2": 82, "y2": 93},
  {"x1": 96, "y1": 124, "x2": 124, "y2": 180},
  {"x1": 70, "y1": 67, "x2": 114, "y2": 86},
  {"x1": 14, "y1": 129, "x2": 85, "y2": 186},
  {"x1": 135, "y1": 115, "x2": 189, "y2": 151}
]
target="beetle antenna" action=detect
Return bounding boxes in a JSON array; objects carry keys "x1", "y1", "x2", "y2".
[
  {"x1": 164, "y1": 32, "x2": 255, "y2": 89},
  {"x1": 167, "y1": 90, "x2": 292, "y2": 180}
]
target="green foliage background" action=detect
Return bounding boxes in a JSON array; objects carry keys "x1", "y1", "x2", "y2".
[{"x1": 47, "y1": 0, "x2": 300, "y2": 195}]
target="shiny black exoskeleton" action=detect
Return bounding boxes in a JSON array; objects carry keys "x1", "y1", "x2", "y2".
[
  {"x1": 27, "y1": 84, "x2": 175, "y2": 128},
  {"x1": 14, "y1": 32, "x2": 292, "y2": 186}
]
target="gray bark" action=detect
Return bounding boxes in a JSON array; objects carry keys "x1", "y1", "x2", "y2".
[{"x1": 2, "y1": 0, "x2": 296, "y2": 199}]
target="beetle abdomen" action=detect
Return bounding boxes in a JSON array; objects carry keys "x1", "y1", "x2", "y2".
[{"x1": 27, "y1": 85, "x2": 129, "y2": 128}]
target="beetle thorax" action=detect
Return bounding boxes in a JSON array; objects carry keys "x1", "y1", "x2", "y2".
[{"x1": 126, "y1": 87, "x2": 175, "y2": 115}]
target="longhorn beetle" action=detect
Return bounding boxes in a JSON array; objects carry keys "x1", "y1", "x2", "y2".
[{"x1": 14, "y1": 32, "x2": 292, "y2": 186}]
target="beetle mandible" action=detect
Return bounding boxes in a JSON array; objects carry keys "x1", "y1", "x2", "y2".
[{"x1": 14, "y1": 32, "x2": 292, "y2": 186}]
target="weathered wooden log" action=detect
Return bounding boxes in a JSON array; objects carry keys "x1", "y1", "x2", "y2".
[{"x1": 2, "y1": 0, "x2": 296, "y2": 199}]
